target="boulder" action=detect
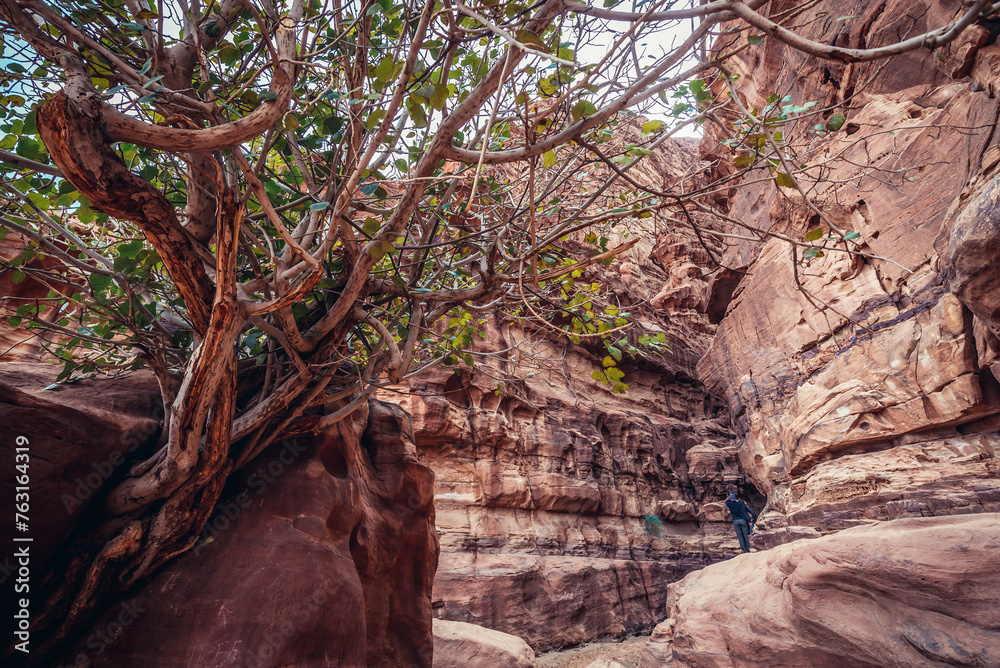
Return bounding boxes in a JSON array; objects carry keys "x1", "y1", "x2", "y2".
[
  {"x1": 645, "y1": 515, "x2": 1000, "y2": 667},
  {"x1": 55, "y1": 399, "x2": 439, "y2": 667},
  {"x1": 638, "y1": 619, "x2": 674, "y2": 668},
  {"x1": 433, "y1": 619, "x2": 536, "y2": 668}
]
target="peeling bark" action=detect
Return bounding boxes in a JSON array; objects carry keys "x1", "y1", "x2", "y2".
[{"x1": 37, "y1": 90, "x2": 215, "y2": 334}]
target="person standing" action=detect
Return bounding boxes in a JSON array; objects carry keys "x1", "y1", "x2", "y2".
[{"x1": 725, "y1": 492, "x2": 757, "y2": 554}]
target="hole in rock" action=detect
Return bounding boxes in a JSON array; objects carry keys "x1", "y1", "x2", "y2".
[
  {"x1": 443, "y1": 373, "x2": 470, "y2": 408},
  {"x1": 349, "y1": 522, "x2": 369, "y2": 572},
  {"x1": 845, "y1": 123, "x2": 861, "y2": 135},
  {"x1": 984, "y1": 18, "x2": 1000, "y2": 46},
  {"x1": 859, "y1": 421, "x2": 871, "y2": 431},
  {"x1": 359, "y1": 429, "x2": 378, "y2": 469},
  {"x1": 703, "y1": 267, "x2": 745, "y2": 325},
  {"x1": 319, "y1": 445, "x2": 349, "y2": 478},
  {"x1": 736, "y1": 480, "x2": 767, "y2": 516}
]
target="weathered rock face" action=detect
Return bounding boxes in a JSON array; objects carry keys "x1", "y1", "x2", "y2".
[
  {"x1": 2, "y1": 392, "x2": 438, "y2": 668},
  {"x1": 397, "y1": 138, "x2": 760, "y2": 651},
  {"x1": 696, "y1": 0, "x2": 1000, "y2": 547},
  {"x1": 0, "y1": 363, "x2": 163, "y2": 627},
  {"x1": 433, "y1": 619, "x2": 536, "y2": 668},
  {"x1": 0, "y1": 237, "x2": 77, "y2": 361},
  {"x1": 641, "y1": 515, "x2": 1000, "y2": 668}
]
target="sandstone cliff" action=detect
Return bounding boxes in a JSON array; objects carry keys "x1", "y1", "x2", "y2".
[
  {"x1": 391, "y1": 136, "x2": 762, "y2": 651},
  {"x1": 696, "y1": 0, "x2": 1000, "y2": 548},
  {"x1": 636, "y1": 0, "x2": 1000, "y2": 665}
]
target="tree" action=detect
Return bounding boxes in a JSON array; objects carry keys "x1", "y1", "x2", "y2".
[{"x1": 0, "y1": 0, "x2": 991, "y2": 661}]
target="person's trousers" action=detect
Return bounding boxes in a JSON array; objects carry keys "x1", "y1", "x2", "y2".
[{"x1": 733, "y1": 519, "x2": 751, "y2": 553}]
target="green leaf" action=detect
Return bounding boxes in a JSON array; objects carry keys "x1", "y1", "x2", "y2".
[
  {"x1": 219, "y1": 45, "x2": 240, "y2": 65},
  {"x1": 733, "y1": 155, "x2": 754, "y2": 169},
  {"x1": 119, "y1": 239, "x2": 144, "y2": 258},
  {"x1": 204, "y1": 19, "x2": 222, "y2": 38},
  {"x1": 802, "y1": 248, "x2": 824, "y2": 259},
  {"x1": 515, "y1": 30, "x2": 549, "y2": 52},
  {"x1": 309, "y1": 201, "x2": 330, "y2": 211},
  {"x1": 373, "y1": 56, "x2": 394, "y2": 82},
  {"x1": 641, "y1": 120, "x2": 664, "y2": 134},
  {"x1": 122, "y1": 22, "x2": 149, "y2": 32},
  {"x1": 826, "y1": 113, "x2": 847, "y2": 131},
  {"x1": 89, "y1": 273, "x2": 112, "y2": 293},
  {"x1": 805, "y1": 227, "x2": 823, "y2": 242},
  {"x1": 362, "y1": 217, "x2": 381, "y2": 236},
  {"x1": 571, "y1": 100, "x2": 598, "y2": 122},
  {"x1": 607, "y1": 345, "x2": 622, "y2": 362},
  {"x1": 408, "y1": 100, "x2": 428, "y2": 128},
  {"x1": 843, "y1": 231, "x2": 861, "y2": 240},
  {"x1": 11, "y1": 270, "x2": 26, "y2": 283},
  {"x1": 259, "y1": 91, "x2": 278, "y2": 101},
  {"x1": 7, "y1": 316, "x2": 22, "y2": 327},
  {"x1": 747, "y1": 34, "x2": 763, "y2": 45},
  {"x1": 538, "y1": 76, "x2": 560, "y2": 98},
  {"x1": 542, "y1": 150, "x2": 556, "y2": 169},
  {"x1": 15, "y1": 138, "x2": 40, "y2": 161},
  {"x1": 775, "y1": 172, "x2": 796, "y2": 188},
  {"x1": 429, "y1": 84, "x2": 450, "y2": 111}
]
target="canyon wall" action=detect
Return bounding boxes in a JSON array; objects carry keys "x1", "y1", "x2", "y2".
[
  {"x1": 696, "y1": 0, "x2": 1000, "y2": 548},
  {"x1": 639, "y1": 1, "x2": 1000, "y2": 666},
  {"x1": 393, "y1": 138, "x2": 761, "y2": 652}
]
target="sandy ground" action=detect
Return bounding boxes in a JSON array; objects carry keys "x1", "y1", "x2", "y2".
[{"x1": 536, "y1": 634, "x2": 649, "y2": 668}]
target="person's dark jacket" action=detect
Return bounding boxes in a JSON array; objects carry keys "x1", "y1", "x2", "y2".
[{"x1": 725, "y1": 498, "x2": 756, "y2": 523}]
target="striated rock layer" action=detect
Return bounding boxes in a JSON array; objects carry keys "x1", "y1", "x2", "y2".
[
  {"x1": 640, "y1": 515, "x2": 1000, "y2": 668},
  {"x1": 397, "y1": 136, "x2": 760, "y2": 650},
  {"x1": 696, "y1": 0, "x2": 1000, "y2": 549}
]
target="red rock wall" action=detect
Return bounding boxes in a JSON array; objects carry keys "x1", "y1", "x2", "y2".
[
  {"x1": 61, "y1": 399, "x2": 438, "y2": 668},
  {"x1": 696, "y1": 0, "x2": 1000, "y2": 546},
  {"x1": 0, "y1": 367, "x2": 438, "y2": 667},
  {"x1": 394, "y1": 138, "x2": 761, "y2": 650}
]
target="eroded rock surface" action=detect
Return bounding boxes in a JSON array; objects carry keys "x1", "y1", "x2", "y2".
[
  {"x1": 643, "y1": 515, "x2": 1000, "y2": 668},
  {"x1": 0, "y1": 364, "x2": 162, "y2": 628},
  {"x1": 397, "y1": 138, "x2": 761, "y2": 651},
  {"x1": 696, "y1": 0, "x2": 1000, "y2": 548},
  {"x1": 49, "y1": 399, "x2": 438, "y2": 667},
  {"x1": 433, "y1": 619, "x2": 536, "y2": 668}
]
